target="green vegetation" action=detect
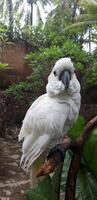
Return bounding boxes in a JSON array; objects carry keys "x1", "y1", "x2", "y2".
[
  {"x1": 0, "y1": 63, "x2": 8, "y2": 70},
  {"x1": 2, "y1": 0, "x2": 97, "y2": 100},
  {"x1": 24, "y1": 41, "x2": 88, "y2": 92},
  {"x1": 6, "y1": 82, "x2": 33, "y2": 100}
]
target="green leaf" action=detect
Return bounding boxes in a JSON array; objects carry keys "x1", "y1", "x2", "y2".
[
  {"x1": 61, "y1": 151, "x2": 97, "y2": 200},
  {"x1": 68, "y1": 116, "x2": 85, "y2": 139},
  {"x1": 26, "y1": 175, "x2": 57, "y2": 200},
  {"x1": 76, "y1": 164, "x2": 97, "y2": 200},
  {"x1": 83, "y1": 128, "x2": 97, "y2": 179},
  {"x1": 0, "y1": 62, "x2": 9, "y2": 70},
  {"x1": 61, "y1": 151, "x2": 72, "y2": 192}
]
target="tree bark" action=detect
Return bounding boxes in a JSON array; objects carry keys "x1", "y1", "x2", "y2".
[
  {"x1": 31, "y1": 0, "x2": 33, "y2": 26},
  {"x1": 7, "y1": 0, "x2": 13, "y2": 38}
]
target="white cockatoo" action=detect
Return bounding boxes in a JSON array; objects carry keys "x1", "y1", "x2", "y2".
[{"x1": 18, "y1": 57, "x2": 81, "y2": 187}]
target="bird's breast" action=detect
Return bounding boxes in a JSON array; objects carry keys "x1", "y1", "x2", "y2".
[{"x1": 26, "y1": 96, "x2": 69, "y2": 137}]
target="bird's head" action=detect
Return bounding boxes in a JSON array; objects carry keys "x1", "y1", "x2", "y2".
[
  {"x1": 53, "y1": 58, "x2": 74, "y2": 88},
  {"x1": 46, "y1": 57, "x2": 75, "y2": 97}
]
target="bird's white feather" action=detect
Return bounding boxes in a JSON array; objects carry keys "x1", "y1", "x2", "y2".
[
  {"x1": 18, "y1": 57, "x2": 81, "y2": 173},
  {"x1": 20, "y1": 133, "x2": 50, "y2": 171}
]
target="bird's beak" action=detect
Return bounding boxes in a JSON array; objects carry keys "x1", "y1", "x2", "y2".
[{"x1": 59, "y1": 70, "x2": 71, "y2": 89}]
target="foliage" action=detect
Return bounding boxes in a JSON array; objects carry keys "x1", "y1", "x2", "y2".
[
  {"x1": 0, "y1": 0, "x2": 85, "y2": 48},
  {"x1": 26, "y1": 176, "x2": 57, "y2": 200},
  {"x1": 25, "y1": 45, "x2": 62, "y2": 92},
  {"x1": 0, "y1": 0, "x2": 54, "y2": 34},
  {"x1": 65, "y1": 0, "x2": 97, "y2": 53},
  {"x1": 75, "y1": 165, "x2": 97, "y2": 200},
  {"x1": 26, "y1": 176, "x2": 56, "y2": 200},
  {"x1": 0, "y1": 63, "x2": 8, "y2": 70},
  {"x1": 61, "y1": 151, "x2": 97, "y2": 200},
  {"x1": 22, "y1": 39, "x2": 97, "y2": 98},
  {"x1": 5, "y1": 77, "x2": 44, "y2": 102},
  {"x1": 68, "y1": 116, "x2": 85, "y2": 139},
  {"x1": 25, "y1": 40, "x2": 89, "y2": 68},
  {"x1": 5, "y1": 81, "x2": 34, "y2": 101},
  {"x1": 25, "y1": 40, "x2": 90, "y2": 91},
  {"x1": 83, "y1": 127, "x2": 97, "y2": 178},
  {"x1": 0, "y1": 33, "x2": 14, "y2": 58},
  {"x1": 61, "y1": 41, "x2": 88, "y2": 65},
  {"x1": 68, "y1": 0, "x2": 97, "y2": 26},
  {"x1": 20, "y1": 25, "x2": 47, "y2": 48},
  {"x1": 0, "y1": 23, "x2": 7, "y2": 33},
  {"x1": 27, "y1": 165, "x2": 62, "y2": 200},
  {"x1": 19, "y1": 7, "x2": 87, "y2": 48}
]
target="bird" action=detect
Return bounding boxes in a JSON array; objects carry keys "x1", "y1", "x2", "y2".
[{"x1": 18, "y1": 57, "x2": 81, "y2": 187}]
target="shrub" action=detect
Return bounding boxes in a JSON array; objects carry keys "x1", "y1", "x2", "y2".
[
  {"x1": 25, "y1": 40, "x2": 89, "y2": 85},
  {"x1": 0, "y1": 63, "x2": 8, "y2": 70},
  {"x1": 6, "y1": 81, "x2": 33, "y2": 101}
]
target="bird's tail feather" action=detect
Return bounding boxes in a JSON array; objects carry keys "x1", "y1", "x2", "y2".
[{"x1": 20, "y1": 133, "x2": 50, "y2": 171}]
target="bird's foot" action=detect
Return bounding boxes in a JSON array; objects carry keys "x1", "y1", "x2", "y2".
[{"x1": 47, "y1": 144, "x2": 65, "y2": 161}]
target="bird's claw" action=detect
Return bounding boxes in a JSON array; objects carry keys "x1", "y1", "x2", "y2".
[{"x1": 47, "y1": 144, "x2": 65, "y2": 161}]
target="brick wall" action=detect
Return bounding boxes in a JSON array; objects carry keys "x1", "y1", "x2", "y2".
[
  {"x1": 1, "y1": 42, "x2": 29, "y2": 73},
  {"x1": 0, "y1": 42, "x2": 31, "y2": 89}
]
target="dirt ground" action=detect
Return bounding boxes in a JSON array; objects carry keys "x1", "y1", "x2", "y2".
[
  {"x1": 0, "y1": 136, "x2": 65, "y2": 200},
  {"x1": 0, "y1": 137, "x2": 30, "y2": 200}
]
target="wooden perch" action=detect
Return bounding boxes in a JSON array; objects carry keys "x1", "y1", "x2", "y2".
[
  {"x1": 37, "y1": 116, "x2": 97, "y2": 177},
  {"x1": 37, "y1": 136, "x2": 72, "y2": 177}
]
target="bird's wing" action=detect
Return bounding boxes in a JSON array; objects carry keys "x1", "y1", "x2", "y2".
[
  {"x1": 20, "y1": 133, "x2": 50, "y2": 171},
  {"x1": 18, "y1": 94, "x2": 47, "y2": 141},
  {"x1": 18, "y1": 93, "x2": 70, "y2": 141}
]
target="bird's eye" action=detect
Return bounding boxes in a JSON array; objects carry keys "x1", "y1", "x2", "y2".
[{"x1": 53, "y1": 71, "x2": 57, "y2": 76}]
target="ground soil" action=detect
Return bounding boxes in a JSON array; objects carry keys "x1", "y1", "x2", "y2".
[
  {"x1": 0, "y1": 136, "x2": 30, "y2": 200},
  {"x1": 0, "y1": 136, "x2": 65, "y2": 200}
]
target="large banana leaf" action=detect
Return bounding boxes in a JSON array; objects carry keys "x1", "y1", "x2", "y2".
[
  {"x1": 26, "y1": 175, "x2": 57, "y2": 200},
  {"x1": 26, "y1": 166, "x2": 62, "y2": 200}
]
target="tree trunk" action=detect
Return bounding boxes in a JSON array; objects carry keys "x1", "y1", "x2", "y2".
[
  {"x1": 88, "y1": 26, "x2": 91, "y2": 53},
  {"x1": 7, "y1": 0, "x2": 13, "y2": 39},
  {"x1": 72, "y1": 0, "x2": 78, "y2": 22},
  {"x1": 31, "y1": 0, "x2": 33, "y2": 26}
]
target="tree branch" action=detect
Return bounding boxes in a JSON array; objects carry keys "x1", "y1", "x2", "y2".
[
  {"x1": 37, "y1": 136, "x2": 72, "y2": 177},
  {"x1": 65, "y1": 146, "x2": 83, "y2": 200}
]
